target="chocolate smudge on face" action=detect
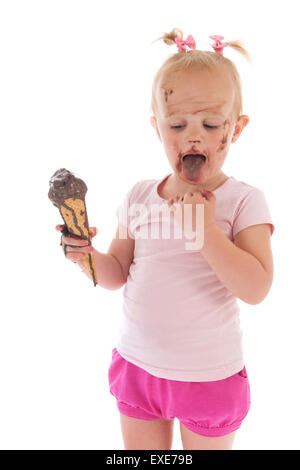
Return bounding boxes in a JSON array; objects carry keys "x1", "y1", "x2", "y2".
[
  {"x1": 164, "y1": 88, "x2": 174, "y2": 103},
  {"x1": 217, "y1": 119, "x2": 231, "y2": 153}
]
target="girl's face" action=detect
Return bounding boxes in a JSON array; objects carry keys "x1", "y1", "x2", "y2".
[{"x1": 151, "y1": 67, "x2": 249, "y2": 190}]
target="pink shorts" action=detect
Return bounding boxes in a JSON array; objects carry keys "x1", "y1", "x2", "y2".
[{"x1": 108, "y1": 348, "x2": 251, "y2": 438}]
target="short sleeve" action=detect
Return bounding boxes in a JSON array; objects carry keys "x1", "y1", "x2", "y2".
[
  {"x1": 115, "y1": 189, "x2": 131, "y2": 227},
  {"x1": 115, "y1": 182, "x2": 140, "y2": 232},
  {"x1": 232, "y1": 188, "x2": 275, "y2": 239}
]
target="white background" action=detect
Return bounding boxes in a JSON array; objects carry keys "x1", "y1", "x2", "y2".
[{"x1": 0, "y1": 0, "x2": 299, "y2": 450}]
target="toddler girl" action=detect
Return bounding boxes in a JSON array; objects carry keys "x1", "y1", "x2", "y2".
[{"x1": 56, "y1": 28, "x2": 275, "y2": 450}]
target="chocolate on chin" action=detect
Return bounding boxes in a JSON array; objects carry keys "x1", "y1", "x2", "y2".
[{"x1": 48, "y1": 168, "x2": 98, "y2": 286}]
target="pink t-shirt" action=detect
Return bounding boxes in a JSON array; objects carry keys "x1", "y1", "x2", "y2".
[{"x1": 115, "y1": 174, "x2": 275, "y2": 381}]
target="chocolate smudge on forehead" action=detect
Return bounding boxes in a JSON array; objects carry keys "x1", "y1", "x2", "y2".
[{"x1": 163, "y1": 88, "x2": 174, "y2": 103}]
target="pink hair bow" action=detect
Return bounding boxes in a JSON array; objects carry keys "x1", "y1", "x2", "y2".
[
  {"x1": 209, "y1": 35, "x2": 227, "y2": 53},
  {"x1": 175, "y1": 34, "x2": 196, "y2": 52}
]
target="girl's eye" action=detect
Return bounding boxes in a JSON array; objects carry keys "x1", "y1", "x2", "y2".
[{"x1": 170, "y1": 124, "x2": 219, "y2": 130}]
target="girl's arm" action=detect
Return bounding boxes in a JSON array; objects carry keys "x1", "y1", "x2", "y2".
[
  {"x1": 80, "y1": 223, "x2": 134, "y2": 290},
  {"x1": 199, "y1": 223, "x2": 274, "y2": 305}
]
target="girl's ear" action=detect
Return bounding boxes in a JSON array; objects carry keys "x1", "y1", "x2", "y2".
[
  {"x1": 150, "y1": 116, "x2": 162, "y2": 142},
  {"x1": 232, "y1": 115, "x2": 250, "y2": 142}
]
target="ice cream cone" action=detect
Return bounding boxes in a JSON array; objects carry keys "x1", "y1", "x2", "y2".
[{"x1": 48, "y1": 168, "x2": 98, "y2": 286}]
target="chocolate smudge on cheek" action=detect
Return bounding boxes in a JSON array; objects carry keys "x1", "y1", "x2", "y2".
[
  {"x1": 217, "y1": 119, "x2": 231, "y2": 153},
  {"x1": 176, "y1": 150, "x2": 185, "y2": 173},
  {"x1": 217, "y1": 133, "x2": 228, "y2": 153}
]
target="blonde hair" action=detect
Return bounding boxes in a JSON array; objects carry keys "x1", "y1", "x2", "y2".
[{"x1": 150, "y1": 28, "x2": 251, "y2": 119}]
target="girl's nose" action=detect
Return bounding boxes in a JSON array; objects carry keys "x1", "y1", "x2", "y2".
[
  {"x1": 189, "y1": 135, "x2": 203, "y2": 144},
  {"x1": 188, "y1": 126, "x2": 204, "y2": 143}
]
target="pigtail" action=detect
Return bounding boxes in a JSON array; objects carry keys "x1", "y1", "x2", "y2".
[
  {"x1": 225, "y1": 40, "x2": 252, "y2": 62},
  {"x1": 151, "y1": 28, "x2": 183, "y2": 46}
]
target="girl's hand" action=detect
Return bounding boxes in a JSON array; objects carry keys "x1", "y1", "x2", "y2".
[
  {"x1": 55, "y1": 224, "x2": 98, "y2": 263},
  {"x1": 167, "y1": 190, "x2": 216, "y2": 240}
]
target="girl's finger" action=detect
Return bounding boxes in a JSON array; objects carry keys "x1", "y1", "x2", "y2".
[
  {"x1": 62, "y1": 237, "x2": 89, "y2": 246},
  {"x1": 66, "y1": 252, "x2": 85, "y2": 262},
  {"x1": 64, "y1": 245, "x2": 93, "y2": 257},
  {"x1": 89, "y1": 227, "x2": 98, "y2": 237},
  {"x1": 202, "y1": 189, "x2": 215, "y2": 201}
]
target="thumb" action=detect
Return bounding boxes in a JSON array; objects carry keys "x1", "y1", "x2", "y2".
[
  {"x1": 202, "y1": 189, "x2": 215, "y2": 201},
  {"x1": 89, "y1": 227, "x2": 98, "y2": 237}
]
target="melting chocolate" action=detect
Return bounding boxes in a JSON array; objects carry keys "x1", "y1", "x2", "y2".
[{"x1": 48, "y1": 168, "x2": 87, "y2": 208}]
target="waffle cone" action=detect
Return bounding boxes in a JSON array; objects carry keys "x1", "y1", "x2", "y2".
[{"x1": 59, "y1": 197, "x2": 98, "y2": 286}]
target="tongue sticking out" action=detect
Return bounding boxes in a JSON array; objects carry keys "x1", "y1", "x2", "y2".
[{"x1": 181, "y1": 154, "x2": 206, "y2": 182}]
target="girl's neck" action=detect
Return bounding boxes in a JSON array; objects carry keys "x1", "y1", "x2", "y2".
[{"x1": 168, "y1": 171, "x2": 229, "y2": 195}]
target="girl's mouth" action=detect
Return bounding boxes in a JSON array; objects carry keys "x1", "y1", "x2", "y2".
[{"x1": 181, "y1": 153, "x2": 207, "y2": 163}]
